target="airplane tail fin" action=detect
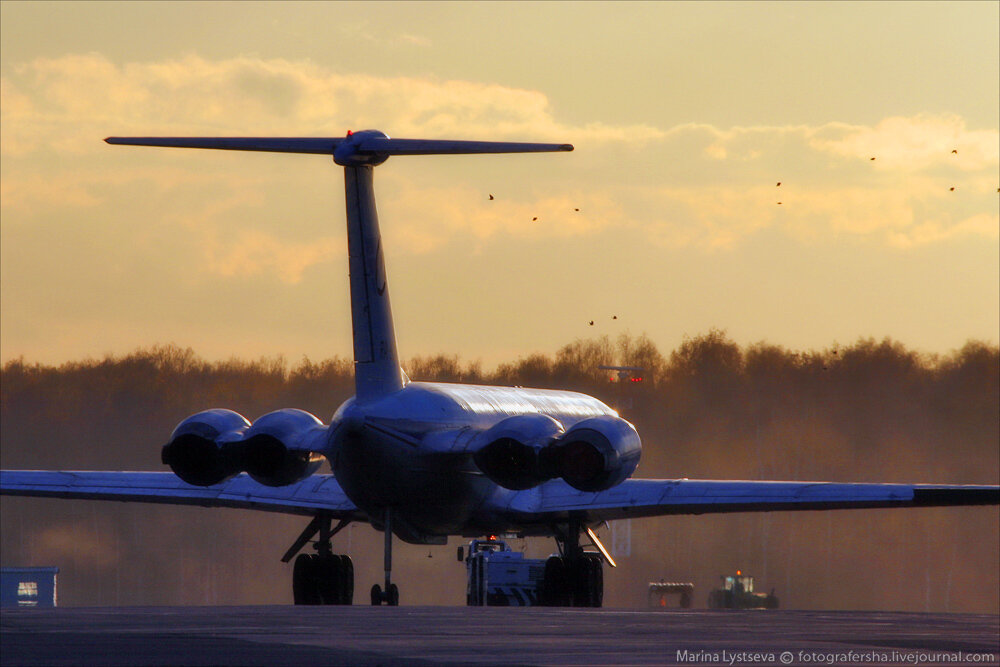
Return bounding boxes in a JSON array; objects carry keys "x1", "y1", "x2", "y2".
[{"x1": 106, "y1": 131, "x2": 573, "y2": 403}]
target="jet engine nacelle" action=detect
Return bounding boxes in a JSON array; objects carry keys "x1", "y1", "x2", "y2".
[
  {"x1": 162, "y1": 408, "x2": 326, "y2": 487},
  {"x1": 161, "y1": 409, "x2": 249, "y2": 486},
  {"x1": 232, "y1": 409, "x2": 326, "y2": 487},
  {"x1": 472, "y1": 413, "x2": 642, "y2": 492},
  {"x1": 472, "y1": 414, "x2": 565, "y2": 490},
  {"x1": 547, "y1": 415, "x2": 641, "y2": 492}
]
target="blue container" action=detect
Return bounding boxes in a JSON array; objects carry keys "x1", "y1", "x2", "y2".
[{"x1": 1, "y1": 567, "x2": 59, "y2": 607}]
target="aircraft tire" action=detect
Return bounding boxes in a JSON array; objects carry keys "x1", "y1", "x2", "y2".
[
  {"x1": 570, "y1": 557, "x2": 589, "y2": 607},
  {"x1": 371, "y1": 583, "x2": 383, "y2": 606},
  {"x1": 387, "y1": 583, "x2": 399, "y2": 606},
  {"x1": 317, "y1": 553, "x2": 340, "y2": 605},
  {"x1": 586, "y1": 555, "x2": 603, "y2": 608},
  {"x1": 292, "y1": 553, "x2": 308, "y2": 605},
  {"x1": 339, "y1": 555, "x2": 354, "y2": 605},
  {"x1": 542, "y1": 556, "x2": 569, "y2": 606},
  {"x1": 306, "y1": 554, "x2": 324, "y2": 605},
  {"x1": 293, "y1": 554, "x2": 322, "y2": 605}
]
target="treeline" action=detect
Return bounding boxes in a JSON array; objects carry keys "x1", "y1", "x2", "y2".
[{"x1": 1, "y1": 332, "x2": 997, "y2": 610}]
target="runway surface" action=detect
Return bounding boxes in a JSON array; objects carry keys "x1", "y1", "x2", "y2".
[{"x1": 2, "y1": 606, "x2": 998, "y2": 666}]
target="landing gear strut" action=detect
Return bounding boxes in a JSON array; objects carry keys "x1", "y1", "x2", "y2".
[
  {"x1": 284, "y1": 514, "x2": 354, "y2": 605},
  {"x1": 539, "y1": 522, "x2": 609, "y2": 607},
  {"x1": 370, "y1": 508, "x2": 399, "y2": 605}
]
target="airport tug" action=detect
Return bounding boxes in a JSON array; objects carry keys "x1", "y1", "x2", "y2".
[{"x1": 459, "y1": 537, "x2": 607, "y2": 607}]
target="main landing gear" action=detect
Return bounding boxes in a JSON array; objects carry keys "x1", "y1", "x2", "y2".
[
  {"x1": 370, "y1": 509, "x2": 399, "y2": 606},
  {"x1": 539, "y1": 523, "x2": 613, "y2": 607},
  {"x1": 283, "y1": 514, "x2": 354, "y2": 605}
]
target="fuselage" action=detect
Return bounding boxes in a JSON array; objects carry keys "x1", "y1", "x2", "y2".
[{"x1": 327, "y1": 381, "x2": 617, "y2": 542}]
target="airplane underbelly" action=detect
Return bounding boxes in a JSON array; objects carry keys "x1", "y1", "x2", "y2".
[{"x1": 333, "y1": 429, "x2": 489, "y2": 541}]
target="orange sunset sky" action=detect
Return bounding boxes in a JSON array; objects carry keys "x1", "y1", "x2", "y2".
[{"x1": 2, "y1": 1, "x2": 997, "y2": 368}]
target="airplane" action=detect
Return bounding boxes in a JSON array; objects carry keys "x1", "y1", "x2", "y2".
[{"x1": 1, "y1": 129, "x2": 997, "y2": 607}]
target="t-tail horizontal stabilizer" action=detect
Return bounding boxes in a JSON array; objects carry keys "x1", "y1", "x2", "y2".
[
  {"x1": 105, "y1": 131, "x2": 573, "y2": 166},
  {"x1": 106, "y1": 130, "x2": 573, "y2": 403}
]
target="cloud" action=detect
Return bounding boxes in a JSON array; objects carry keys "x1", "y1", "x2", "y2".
[
  {"x1": 202, "y1": 229, "x2": 343, "y2": 284},
  {"x1": 0, "y1": 172, "x2": 104, "y2": 212},
  {"x1": 628, "y1": 120, "x2": 999, "y2": 248},
  {"x1": 0, "y1": 53, "x2": 660, "y2": 154},
  {"x1": 808, "y1": 114, "x2": 999, "y2": 171},
  {"x1": 633, "y1": 185, "x2": 778, "y2": 250},
  {"x1": 2, "y1": 53, "x2": 996, "y2": 265}
]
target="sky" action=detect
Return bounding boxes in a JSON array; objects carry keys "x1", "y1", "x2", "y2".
[{"x1": 2, "y1": 1, "x2": 998, "y2": 370}]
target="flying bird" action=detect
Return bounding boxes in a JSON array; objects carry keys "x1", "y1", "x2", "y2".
[
  {"x1": 589, "y1": 321, "x2": 594, "y2": 326},
  {"x1": 574, "y1": 208, "x2": 580, "y2": 212},
  {"x1": 776, "y1": 182, "x2": 781, "y2": 187},
  {"x1": 870, "y1": 157, "x2": 876, "y2": 161},
  {"x1": 950, "y1": 187, "x2": 955, "y2": 192},
  {"x1": 952, "y1": 149, "x2": 958, "y2": 154},
  {"x1": 489, "y1": 194, "x2": 494, "y2": 200},
  {"x1": 532, "y1": 217, "x2": 538, "y2": 222},
  {"x1": 612, "y1": 315, "x2": 617, "y2": 320}
]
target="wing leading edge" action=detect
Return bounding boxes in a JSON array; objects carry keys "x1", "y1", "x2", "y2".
[
  {"x1": 4, "y1": 472, "x2": 995, "y2": 535},
  {"x1": 493, "y1": 478, "x2": 1000, "y2": 526},
  {"x1": 0, "y1": 471, "x2": 363, "y2": 520}
]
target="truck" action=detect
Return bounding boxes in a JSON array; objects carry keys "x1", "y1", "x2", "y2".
[
  {"x1": 707, "y1": 571, "x2": 779, "y2": 609},
  {"x1": 458, "y1": 538, "x2": 546, "y2": 606}
]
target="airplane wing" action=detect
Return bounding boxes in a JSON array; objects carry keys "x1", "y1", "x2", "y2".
[
  {"x1": 493, "y1": 478, "x2": 1000, "y2": 527},
  {"x1": 0, "y1": 471, "x2": 364, "y2": 520}
]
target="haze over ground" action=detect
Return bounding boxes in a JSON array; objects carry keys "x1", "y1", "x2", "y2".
[
  {"x1": 1, "y1": 2, "x2": 998, "y2": 367},
  {"x1": 2, "y1": 338, "x2": 997, "y2": 610}
]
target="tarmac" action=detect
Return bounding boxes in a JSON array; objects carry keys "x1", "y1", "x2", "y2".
[{"x1": 1, "y1": 606, "x2": 998, "y2": 666}]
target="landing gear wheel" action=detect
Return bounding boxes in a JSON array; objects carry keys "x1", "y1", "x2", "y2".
[
  {"x1": 574, "y1": 554, "x2": 603, "y2": 607},
  {"x1": 317, "y1": 553, "x2": 341, "y2": 605},
  {"x1": 338, "y1": 555, "x2": 354, "y2": 605},
  {"x1": 572, "y1": 557, "x2": 591, "y2": 607},
  {"x1": 371, "y1": 583, "x2": 383, "y2": 606},
  {"x1": 541, "y1": 556, "x2": 569, "y2": 607},
  {"x1": 293, "y1": 554, "x2": 322, "y2": 605},
  {"x1": 540, "y1": 554, "x2": 603, "y2": 607},
  {"x1": 292, "y1": 553, "x2": 309, "y2": 605},
  {"x1": 387, "y1": 583, "x2": 399, "y2": 606},
  {"x1": 587, "y1": 554, "x2": 604, "y2": 608},
  {"x1": 294, "y1": 552, "x2": 354, "y2": 605},
  {"x1": 545, "y1": 522, "x2": 608, "y2": 607},
  {"x1": 286, "y1": 516, "x2": 355, "y2": 605}
]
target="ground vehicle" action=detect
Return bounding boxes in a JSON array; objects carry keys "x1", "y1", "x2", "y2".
[
  {"x1": 648, "y1": 581, "x2": 694, "y2": 609},
  {"x1": 459, "y1": 538, "x2": 604, "y2": 607},
  {"x1": 459, "y1": 539, "x2": 545, "y2": 606},
  {"x1": 707, "y1": 571, "x2": 779, "y2": 609}
]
